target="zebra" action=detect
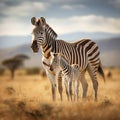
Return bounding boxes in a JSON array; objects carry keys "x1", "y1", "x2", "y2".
[
  {"x1": 31, "y1": 17, "x2": 105, "y2": 101},
  {"x1": 50, "y1": 52, "x2": 81, "y2": 101}
]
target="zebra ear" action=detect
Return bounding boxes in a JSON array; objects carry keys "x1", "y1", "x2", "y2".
[
  {"x1": 40, "y1": 17, "x2": 46, "y2": 25},
  {"x1": 31, "y1": 17, "x2": 36, "y2": 25}
]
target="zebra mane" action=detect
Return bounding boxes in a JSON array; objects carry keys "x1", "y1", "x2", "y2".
[{"x1": 45, "y1": 24, "x2": 58, "y2": 40}]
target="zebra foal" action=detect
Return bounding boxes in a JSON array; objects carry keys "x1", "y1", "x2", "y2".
[{"x1": 50, "y1": 52, "x2": 81, "y2": 101}]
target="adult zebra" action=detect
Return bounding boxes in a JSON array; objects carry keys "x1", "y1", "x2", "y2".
[{"x1": 31, "y1": 17, "x2": 105, "y2": 101}]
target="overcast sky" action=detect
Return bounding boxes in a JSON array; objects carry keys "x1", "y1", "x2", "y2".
[{"x1": 0, "y1": 0, "x2": 120, "y2": 48}]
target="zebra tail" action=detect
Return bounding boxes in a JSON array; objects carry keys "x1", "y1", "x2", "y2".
[{"x1": 98, "y1": 62, "x2": 105, "y2": 82}]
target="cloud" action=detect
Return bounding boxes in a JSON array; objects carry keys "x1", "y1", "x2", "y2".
[
  {"x1": 44, "y1": 0, "x2": 81, "y2": 4},
  {"x1": 0, "y1": 16, "x2": 33, "y2": 36},
  {"x1": 61, "y1": 4, "x2": 86, "y2": 10},
  {"x1": 48, "y1": 15, "x2": 120, "y2": 35},
  {"x1": 0, "y1": 1, "x2": 50, "y2": 17},
  {"x1": 109, "y1": 0, "x2": 120, "y2": 8},
  {"x1": 0, "y1": 15, "x2": 120, "y2": 36},
  {"x1": 61, "y1": 5, "x2": 73, "y2": 10},
  {"x1": 0, "y1": 1, "x2": 50, "y2": 36}
]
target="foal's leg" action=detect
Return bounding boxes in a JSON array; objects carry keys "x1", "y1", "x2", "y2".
[
  {"x1": 74, "y1": 80, "x2": 79, "y2": 101},
  {"x1": 64, "y1": 77, "x2": 69, "y2": 101},
  {"x1": 57, "y1": 71, "x2": 63, "y2": 101},
  {"x1": 68, "y1": 79, "x2": 72, "y2": 101}
]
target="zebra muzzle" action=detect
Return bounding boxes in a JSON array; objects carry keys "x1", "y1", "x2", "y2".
[
  {"x1": 31, "y1": 45, "x2": 39, "y2": 52},
  {"x1": 31, "y1": 40, "x2": 39, "y2": 52}
]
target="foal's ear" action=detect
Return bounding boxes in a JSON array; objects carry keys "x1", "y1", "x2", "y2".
[{"x1": 31, "y1": 17, "x2": 36, "y2": 25}]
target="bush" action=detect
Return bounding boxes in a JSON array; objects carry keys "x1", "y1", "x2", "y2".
[
  {"x1": 0, "y1": 68, "x2": 5, "y2": 75},
  {"x1": 40, "y1": 69, "x2": 46, "y2": 77},
  {"x1": 26, "y1": 67, "x2": 40, "y2": 75}
]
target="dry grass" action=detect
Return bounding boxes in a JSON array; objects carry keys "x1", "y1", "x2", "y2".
[{"x1": 0, "y1": 68, "x2": 120, "y2": 120}]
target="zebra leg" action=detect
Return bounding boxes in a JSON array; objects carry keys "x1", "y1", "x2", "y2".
[
  {"x1": 64, "y1": 76, "x2": 69, "y2": 101},
  {"x1": 46, "y1": 70, "x2": 56, "y2": 101},
  {"x1": 87, "y1": 64, "x2": 98, "y2": 101},
  {"x1": 74, "y1": 80, "x2": 79, "y2": 101},
  {"x1": 80, "y1": 71, "x2": 88, "y2": 99},
  {"x1": 68, "y1": 79, "x2": 72, "y2": 101},
  {"x1": 57, "y1": 71, "x2": 63, "y2": 101}
]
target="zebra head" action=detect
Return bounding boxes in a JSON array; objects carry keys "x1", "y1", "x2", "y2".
[
  {"x1": 50, "y1": 52, "x2": 61, "y2": 71},
  {"x1": 31, "y1": 17, "x2": 46, "y2": 52}
]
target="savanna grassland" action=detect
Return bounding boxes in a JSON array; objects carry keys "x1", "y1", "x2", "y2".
[{"x1": 0, "y1": 68, "x2": 120, "y2": 120}]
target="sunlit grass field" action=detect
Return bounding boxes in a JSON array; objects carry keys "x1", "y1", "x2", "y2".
[{"x1": 0, "y1": 68, "x2": 120, "y2": 120}]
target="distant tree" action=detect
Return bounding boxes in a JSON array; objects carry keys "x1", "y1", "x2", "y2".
[
  {"x1": 0, "y1": 68, "x2": 5, "y2": 75},
  {"x1": 2, "y1": 54, "x2": 29, "y2": 79},
  {"x1": 107, "y1": 71, "x2": 112, "y2": 78},
  {"x1": 14, "y1": 54, "x2": 29, "y2": 60},
  {"x1": 2, "y1": 58, "x2": 22, "y2": 79}
]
